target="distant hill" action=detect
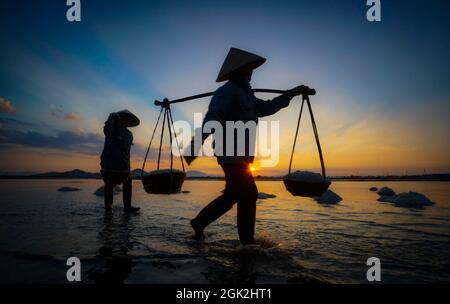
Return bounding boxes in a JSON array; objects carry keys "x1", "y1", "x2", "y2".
[
  {"x1": 30, "y1": 169, "x2": 101, "y2": 179},
  {"x1": 186, "y1": 170, "x2": 210, "y2": 178},
  {"x1": 0, "y1": 171, "x2": 36, "y2": 176},
  {"x1": 30, "y1": 169, "x2": 146, "y2": 179},
  {"x1": 0, "y1": 169, "x2": 449, "y2": 181},
  {"x1": 330, "y1": 174, "x2": 450, "y2": 181},
  {"x1": 0, "y1": 168, "x2": 213, "y2": 179}
]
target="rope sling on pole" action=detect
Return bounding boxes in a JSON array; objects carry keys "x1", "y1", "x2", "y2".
[
  {"x1": 141, "y1": 100, "x2": 186, "y2": 194},
  {"x1": 141, "y1": 106, "x2": 163, "y2": 177},
  {"x1": 288, "y1": 95, "x2": 327, "y2": 179},
  {"x1": 283, "y1": 94, "x2": 330, "y2": 197},
  {"x1": 167, "y1": 105, "x2": 185, "y2": 172}
]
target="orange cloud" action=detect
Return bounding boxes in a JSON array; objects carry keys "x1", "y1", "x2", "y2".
[
  {"x1": 64, "y1": 112, "x2": 81, "y2": 121},
  {"x1": 0, "y1": 97, "x2": 16, "y2": 113}
]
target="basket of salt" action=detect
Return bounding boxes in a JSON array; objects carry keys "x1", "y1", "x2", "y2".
[
  {"x1": 283, "y1": 94, "x2": 331, "y2": 197},
  {"x1": 283, "y1": 171, "x2": 330, "y2": 197},
  {"x1": 141, "y1": 101, "x2": 186, "y2": 194},
  {"x1": 142, "y1": 169, "x2": 185, "y2": 194}
]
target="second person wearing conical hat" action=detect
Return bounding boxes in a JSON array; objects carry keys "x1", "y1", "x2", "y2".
[
  {"x1": 185, "y1": 47, "x2": 310, "y2": 245},
  {"x1": 100, "y1": 109, "x2": 141, "y2": 213}
]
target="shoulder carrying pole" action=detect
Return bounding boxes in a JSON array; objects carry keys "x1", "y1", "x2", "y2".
[
  {"x1": 153, "y1": 89, "x2": 314, "y2": 106},
  {"x1": 150, "y1": 88, "x2": 323, "y2": 178}
]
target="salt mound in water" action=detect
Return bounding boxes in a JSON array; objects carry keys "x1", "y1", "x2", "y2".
[
  {"x1": 377, "y1": 187, "x2": 395, "y2": 196},
  {"x1": 381, "y1": 192, "x2": 434, "y2": 208},
  {"x1": 285, "y1": 171, "x2": 328, "y2": 183},
  {"x1": 314, "y1": 190, "x2": 342, "y2": 204},
  {"x1": 258, "y1": 192, "x2": 276, "y2": 199}
]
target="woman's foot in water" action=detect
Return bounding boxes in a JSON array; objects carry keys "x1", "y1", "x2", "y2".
[
  {"x1": 190, "y1": 219, "x2": 204, "y2": 240},
  {"x1": 124, "y1": 206, "x2": 140, "y2": 213}
]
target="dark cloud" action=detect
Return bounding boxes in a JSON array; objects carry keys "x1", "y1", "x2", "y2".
[
  {"x1": 0, "y1": 117, "x2": 34, "y2": 127},
  {"x1": 0, "y1": 128, "x2": 150, "y2": 157},
  {"x1": 0, "y1": 129, "x2": 104, "y2": 155},
  {"x1": 49, "y1": 104, "x2": 64, "y2": 119}
]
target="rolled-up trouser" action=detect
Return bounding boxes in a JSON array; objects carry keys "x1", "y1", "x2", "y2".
[
  {"x1": 101, "y1": 170, "x2": 132, "y2": 210},
  {"x1": 193, "y1": 163, "x2": 258, "y2": 245}
]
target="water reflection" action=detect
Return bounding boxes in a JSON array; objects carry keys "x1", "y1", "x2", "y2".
[
  {"x1": 0, "y1": 180, "x2": 449, "y2": 283},
  {"x1": 87, "y1": 212, "x2": 135, "y2": 283}
]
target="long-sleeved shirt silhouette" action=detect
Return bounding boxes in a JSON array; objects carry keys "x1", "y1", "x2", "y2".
[{"x1": 198, "y1": 77, "x2": 292, "y2": 164}]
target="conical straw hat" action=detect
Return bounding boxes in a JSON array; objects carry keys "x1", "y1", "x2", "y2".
[
  {"x1": 117, "y1": 109, "x2": 140, "y2": 127},
  {"x1": 216, "y1": 48, "x2": 266, "y2": 82}
]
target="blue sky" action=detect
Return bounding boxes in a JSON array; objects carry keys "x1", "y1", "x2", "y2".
[{"x1": 0, "y1": 0, "x2": 449, "y2": 175}]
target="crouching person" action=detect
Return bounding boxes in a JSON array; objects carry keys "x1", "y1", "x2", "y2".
[{"x1": 100, "y1": 109, "x2": 141, "y2": 213}]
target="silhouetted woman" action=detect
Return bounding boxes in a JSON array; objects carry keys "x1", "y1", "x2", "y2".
[
  {"x1": 185, "y1": 48, "x2": 310, "y2": 244},
  {"x1": 100, "y1": 110, "x2": 140, "y2": 213}
]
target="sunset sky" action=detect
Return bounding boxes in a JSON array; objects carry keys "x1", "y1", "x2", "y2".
[{"x1": 0, "y1": 0, "x2": 449, "y2": 176}]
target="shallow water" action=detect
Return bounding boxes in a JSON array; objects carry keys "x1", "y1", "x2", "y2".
[{"x1": 0, "y1": 180, "x2": 449, "y2": 283}]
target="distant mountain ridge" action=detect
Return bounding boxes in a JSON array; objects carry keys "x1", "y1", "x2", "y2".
[
  {"x1": 186, "y1": 170, "x2": 210, "y2": 178},
  {"x1": 31, "y1": 169, "x2": 101, "y2": 179},
  {"x1": 0, "y1": 169, "x2": 213, "y2": 179},
  {"x1": 0, "y1": 169, "x2": 449, "y2": 181}
]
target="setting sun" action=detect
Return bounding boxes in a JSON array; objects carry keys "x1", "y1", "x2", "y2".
[{"x1": 250, "y1": 165, "x2": 256, "y2": 172}]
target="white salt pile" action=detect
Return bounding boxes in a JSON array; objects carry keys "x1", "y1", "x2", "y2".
[
  {"x1": 58, "y1": 187, "x2": 80, "y2": 192},
  {"x1": 93, "y1": 185, "x2": 122, "y2": 196},
  {"x1": 380, "y1": 192, "x2": 434, "y2": 208},
  {"x1": 377, "y1": 187, "x2": 395, "y2": 196},
  {"x1": 313, "y1": 190, "x2": 342, "y2": 204},
  {"x1": 285, "y1": 171, "x2": 328, "y2": 183},
  {"x1": 258, "y1": 192, "x2": 276, "y2": 199},
  {"x1": 369, "y1": 187, "x2": 378, "y2": 192}
]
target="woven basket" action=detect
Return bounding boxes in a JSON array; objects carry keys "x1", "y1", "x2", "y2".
[
  {"x1": 283, "y1": 174, "x2": 330, "y2": 197},
  {"x1": 142, "y1": 169, "x2": 185, "y2": 194}
]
